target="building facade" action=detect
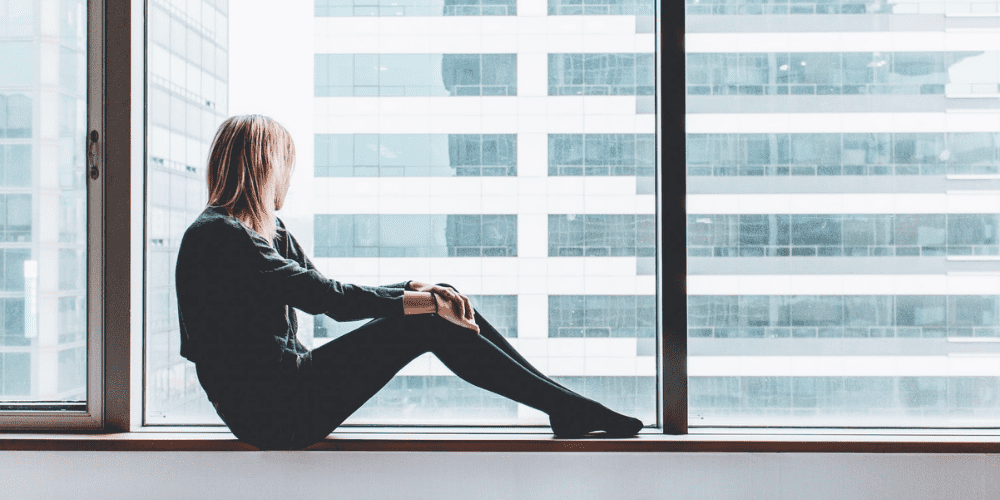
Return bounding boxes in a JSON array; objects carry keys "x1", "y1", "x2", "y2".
[
  {"x1": 307, "y1": 0, "x2": 659, "y2": 424},
  {"x1": 686, "y1": 0, "x2": 1000, "y2": 425}
]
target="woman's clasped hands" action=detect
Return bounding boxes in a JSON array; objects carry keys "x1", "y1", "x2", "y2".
[{"x1": 406, "y1": 281, "x2": 479, "y2": 334}]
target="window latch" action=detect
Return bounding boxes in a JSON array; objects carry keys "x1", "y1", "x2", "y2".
[{"x1": 88, "y1": 129, "x2": 100, "y2": 180}]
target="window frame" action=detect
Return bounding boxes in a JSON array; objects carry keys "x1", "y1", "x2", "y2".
[
  {"x1": 1, "y1": 0, "x2": 680, "y2": 435},
  {"x1": 4, "y1": 0, "x2": 1000, "y2": 447},
  {"x1": 0, "y1": 0, "x2": 107, "y2": 431}
]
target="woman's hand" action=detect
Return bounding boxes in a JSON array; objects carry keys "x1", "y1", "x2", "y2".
[
  {"x1": 432, "y1": 292, "x2": 480, "y2": 334},
  {"x1": 406, "y1": 281, "x2": 475, "y2": 323}
]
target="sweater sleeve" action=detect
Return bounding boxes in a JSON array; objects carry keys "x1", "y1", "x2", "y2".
[{"x1": 241, "y1": 223, "x2": 405, "y2": 321}]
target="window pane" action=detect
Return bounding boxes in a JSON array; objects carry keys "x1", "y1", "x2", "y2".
[
  {"x1": 145, "y1": 0, "x2": 228, "y2": 423},
  {"x1": 146, "y1": 0, "x2": 658, "y2": 426},
  {"x1": 0, "y1": 0, "x2": 87, "y2": 404},
  {"x1": 687, "y1": 5, "x2": 1000, "y2": 426}
]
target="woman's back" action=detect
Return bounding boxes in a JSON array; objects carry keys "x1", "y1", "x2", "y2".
[{"x1": 175, "y1": 207, "x2": 306, "y2": 393}]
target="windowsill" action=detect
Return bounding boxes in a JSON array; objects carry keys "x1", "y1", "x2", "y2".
[{"x1": 2, "y1": 427, "x2": 1000, "y2": 452}]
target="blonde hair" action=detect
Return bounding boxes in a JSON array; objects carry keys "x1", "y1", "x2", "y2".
[{"x1": 206, "y1": 114, "x2": 295, "y2": 244}]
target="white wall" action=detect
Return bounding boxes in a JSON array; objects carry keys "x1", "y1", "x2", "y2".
[{"x1": 1, "y1": 451, "x2": 998, "y2": 499}]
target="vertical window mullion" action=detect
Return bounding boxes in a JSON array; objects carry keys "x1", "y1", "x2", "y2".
[{"x1": 662, "y1": 0, "x2": 687, "y2": 434}]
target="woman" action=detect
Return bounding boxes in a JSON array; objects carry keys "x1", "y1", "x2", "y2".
[{"x1": 175, "y1": 114, "x2": 643, "y2": 450}]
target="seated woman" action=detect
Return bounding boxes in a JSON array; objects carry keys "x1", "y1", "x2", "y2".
[{"x1": 175, "y1": 114, "x2": 643, "y2": 450}]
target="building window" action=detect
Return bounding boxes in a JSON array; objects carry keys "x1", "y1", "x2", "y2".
[
  {"x1": 316, "y1": 0, "x2": 516, "y2": 16},
  {"x1": 548, "y1": 0, "x2": 655, "y2": 15},
  {"x1": 549, "y1": 214, "x2": 656, "y2": 258},
  {"x1": 315, "y1": 54, "x2": 517, "y2": 97},
  {"x1": 686, "y1": 52, "x2": 996, "y2": 97},
  {"x1": 316, "y1": 134, "x2": 516, "y2": 177},
  {"x1": 548, "y1": 53, "x2": 656, "y2": 96},
  {"x1": 686, "y1": 132, "x2": 1000, "y2": 177},
  {"x1": 314, "y1": 214, "x2": 518, "y2": 258},
  {"x1": 548, "y1": 134, "x2": 655, "y2": 177}
]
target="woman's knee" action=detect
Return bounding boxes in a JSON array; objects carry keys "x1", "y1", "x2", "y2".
[{"x1": 435, "y1": 282, "x2": 459, "y2": 293}]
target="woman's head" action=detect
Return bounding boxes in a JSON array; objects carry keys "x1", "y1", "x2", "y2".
[{"x1": 206, "y1": 114, "x2": 296, "y2": 244}]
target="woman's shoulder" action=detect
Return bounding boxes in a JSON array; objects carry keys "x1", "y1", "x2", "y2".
[
  {"x1": 180, "y1": 207, "x2": 248, "y2": 247},
  {"x1": 190, "y1": 206, "x2": 244, "y2": 231}
]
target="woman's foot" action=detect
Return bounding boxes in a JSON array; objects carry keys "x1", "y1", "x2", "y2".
[{"x1": 549, "y1": 404, "x2": 644, "y2": 438}]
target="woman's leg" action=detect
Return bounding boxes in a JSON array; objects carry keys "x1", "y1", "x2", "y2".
[
  {"x1": 293, "y1": 311, "x2": 601, "y2": 445},
  {"x1": 432, "y1": 283, "x2": 576, "y2": 393}
]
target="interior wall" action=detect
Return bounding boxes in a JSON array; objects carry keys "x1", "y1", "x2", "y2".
[{"x1": 0, "y1": 451, "x2": 997, "y2": 499}]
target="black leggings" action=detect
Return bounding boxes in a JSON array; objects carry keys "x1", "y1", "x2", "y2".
[{"x1": 207, "y1": 284, "x2": 599, "y2": 450}]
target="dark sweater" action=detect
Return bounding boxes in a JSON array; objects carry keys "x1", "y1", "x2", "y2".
[{"x1": 175, "y1": 206, "x2": 408, "y2": 399}]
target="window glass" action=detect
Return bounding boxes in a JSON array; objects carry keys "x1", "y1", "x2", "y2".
[
  {"x1": 146, "y1": 0, "x2": 228, "y2": 422},
  {"x1": 0, "y1": 0, "x2": 86, "y2": 404},
  {"x1": 316, "y1": 134, "x2": 516, "y2": 177},
  {"x1": 316, "y1": 0, "x2": 516, "y2": 17},
  {"x1": 685, "y1": 52, "x2": 995, "y2": 96},
  {"x1": 688, "y1": 4, "x2": 1000, "y2": 425},
  {"x1": 147, "y1": 1, "x2": 659, "y2": 426},
  {"x1": 686, "y1": 1, "x2": 999, "y2": 15},
  {"x1": 549, "y1": 0, "x2": 654, "y2": 15},
  {"x1": 316, "y1": 54, "x2": 517, "y2": 97}
]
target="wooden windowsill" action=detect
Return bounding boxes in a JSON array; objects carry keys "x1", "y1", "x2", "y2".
[{"x1": 2, "y1": 427, "x2": 1000, "y2": 452}]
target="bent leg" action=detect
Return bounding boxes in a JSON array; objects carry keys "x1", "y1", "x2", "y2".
[
  {"x1": 293, "y1": 311, "x2": 599, "y2": 447},
  {"x1": 434, "y1": 283, "x2": 574, "y2": 393},
  {"x1": 293, "y1": 314, "x2": 434, "y2": 445}
]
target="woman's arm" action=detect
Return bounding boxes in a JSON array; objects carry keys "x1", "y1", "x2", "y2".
[
  {"x1": 402, "y1": 291, "x2": 436, "y2": 315},
  {"x1": 241, "y1": 224, "x2": 405, "y2": 321},
  {"x1": 281, "y1": 222, "x2": 411, "y2": 291}
]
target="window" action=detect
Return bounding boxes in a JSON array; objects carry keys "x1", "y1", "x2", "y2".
[
  {"x1": 316, "y1": 0, "x2": 517, "y2": 17},
  {"x1": 314, "y1": 54, "x2": 517, "y2": 97},
  {"x1": 687, "y1": 2, "x2": 1000, "y2": 428},
  {"x1": 144, "y1": 1, "x2": 660, "y2": 428},
  {"x1": 315, "y1": 134, "x2": 517, "y2": 177},
  {"x1": 0, "y1": 0, "x2": 98, "y2": 428},
  {"x1": 14, "y1": 0, "x2": 1000, "y2": 441}
]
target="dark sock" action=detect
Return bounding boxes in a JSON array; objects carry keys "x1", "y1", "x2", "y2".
[{"x1": 549, "y1": 402, "x2": 644, "y2": 438}]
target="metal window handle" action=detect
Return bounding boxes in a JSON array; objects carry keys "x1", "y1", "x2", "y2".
[{"x1": 88, "y1": 129, "x2": 100, "y2": 180}]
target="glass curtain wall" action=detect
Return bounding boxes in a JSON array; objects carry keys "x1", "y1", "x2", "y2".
[
  {"x1": 687, "y1": 1, "x2": 1000, "y2": 426},
  {"x1": 0, "y1": 0, "x2": 87, "y2": 405}
]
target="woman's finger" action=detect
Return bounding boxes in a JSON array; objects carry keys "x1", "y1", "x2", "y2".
[{"x1": 461, "y1": 294, "x2": 474, "y2": 321}]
